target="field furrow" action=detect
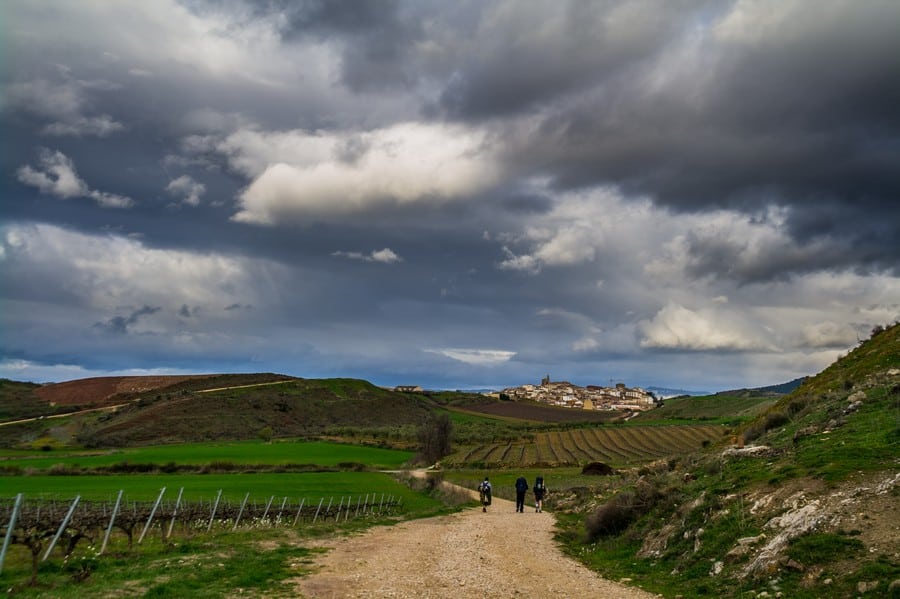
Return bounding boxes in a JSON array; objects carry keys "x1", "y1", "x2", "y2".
[
  {"x1": 645, "y1": 426, "x2": 696, "y2": 452},
  {"x1": 616, "y1": 427, "x2": 667, "y2": 458},
  {"x1": 598, "y1": 427, "x2": 641, "y2": 462},
  {"x1": 585, "y1": 429, "x2": 633, "y2": 463},
  {"x1": 561, "y1": 430, "x2": 594, "y2": 463},
  {"x1": 579, "y1": 428, "x2": 621, "y2": 463},
  {"x1": 607, "y1": 427, "x2": 655, "y2": 460},
  {"x1": 536, "y1": 434, "x2": 561, "y2": 463}
]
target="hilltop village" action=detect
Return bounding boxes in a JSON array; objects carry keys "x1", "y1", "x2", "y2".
[{"x1": 493, "y1": 376, "x2": 659, "y2": 412}]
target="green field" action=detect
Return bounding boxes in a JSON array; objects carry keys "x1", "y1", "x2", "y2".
[
  {"x1": 0, "y1": 471, "x2": 440, "y2": 509},
  {"x1": 0, "y1": 439, "x2": 413, "y2": 471}
]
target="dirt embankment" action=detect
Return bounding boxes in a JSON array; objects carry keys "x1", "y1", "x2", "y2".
[
  {"x1": 294, "y1": 492, "x2": 659, "y2": 598},
  {"x1": 34, "y1": 375, "x2": 211, "y2": 407}
]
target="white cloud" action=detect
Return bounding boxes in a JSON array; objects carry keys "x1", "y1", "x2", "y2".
[
  {"x1": 332, "y1": 248, "x2": 403, "y2": 264},
  {"x1": 0, "y1": 359, "x2": 200, "y2": 384},
  {"x1": 215, "y1": 123, "x2": 500, "y2": 223},
  {"x1": 1, "y1": 223, "x2": 272, "y2": 315},
  {"x1": 17, "y1": 150, "x2": 88, "y2": 198},
  {"x1": 799, "y1": 321, "x2": 859, "y2": 349},
  {"x1": 42, "y1": 115, "x2": 124, "y2": 137},
  {"x1": 17, "y1": 149, "x2": 133, "y2": 208},
  {"x1": 638, "y1": 302, "x2": 776, "y2": 352},
  {"x1": 5, "y1": 79, "x2": 123, "y2": 138},
  {"x1": 499, "y1": 224, "x2": 597, "y2": 273},
  {"x1": 572, "y1": 336, "x2": 600, "y2": 352},
  {"x1": 166, "y1": 175, "x2": 206, "y2": 206},
  {"x1": 425, "y1": 348, "x2": 516, "y2": 366}
]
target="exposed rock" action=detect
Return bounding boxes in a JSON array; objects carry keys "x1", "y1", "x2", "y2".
[
  {"x1": 726, "y1": 535, "x2": 766, "y2": 562},
  {"x1": 779, "y1": 556, "x2": 804, "y2": 572},
  {"x1": 743, "y1": 501, "x2": 824, "y2": 577},
  {"x1": 792, "y1": 426, "x2": 819, "y2": 444},
  {"x1": 844, "y1": 401, "x2": 863, "y2": 415},
  {"x1": 857, "y1": 580, "x2": 879, "y2": 593},
  {"x1": 847, "y1": 390, "x2": 867, "y2": 403},
  {"x1": 722, "y1": 445, "x2": 772, "y2": 458},
  {"x1": 709, "y1": 560, "x2": 723, "y2": 576}
]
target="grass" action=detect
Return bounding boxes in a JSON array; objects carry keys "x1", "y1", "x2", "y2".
[
  {"x1": 1, "y1": 519, "x2": 377, "y2": 597},
  {"x1": 0, "y1": 470, "x2": 462, "y2": 596},
  {"x1": 0, "y1": 471, "x2": 444, "y2": 508},
  {"x1": 0, "y1": 439, "x2": 414, "y2": 471},
  {"x1": 786, "y1": 532, "x2": 864, "y2": 564},
  {"x1": 634, "y1": 394, "x2": 778, "y2": 424}
]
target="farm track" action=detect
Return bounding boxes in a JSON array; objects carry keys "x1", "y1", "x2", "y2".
[{"x1": 294, "y1": 476, "x2": 659, "y2": 599}]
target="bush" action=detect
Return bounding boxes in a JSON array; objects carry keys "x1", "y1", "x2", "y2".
[
  {"x1": 584, "y1": 478, "x2": 667, "y2": 541},
  {"x1": 742, "y1": 423, "x2": 764, "y2": 444},
  {"x1": 585, "y1": 492, "x2": 638, "y2": 540},
  {"x1": 764, "y1": 410, "x2": 789, "y2": 432}
]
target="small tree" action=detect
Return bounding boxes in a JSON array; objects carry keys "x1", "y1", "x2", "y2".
[
  {"x1": 417, "y1": 413, "x2": 453, "y2": 465},
  {"x1": 257, "y1": 425, "x2": 273, "y2": 443}
]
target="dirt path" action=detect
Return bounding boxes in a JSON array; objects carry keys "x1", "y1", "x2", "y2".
[{"x1": 294, "y1": 489, "x2": 659, "y2": 598}]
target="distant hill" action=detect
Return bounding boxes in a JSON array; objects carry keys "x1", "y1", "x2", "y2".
[
  {"x1": 73, "y1": 377, "x2": 435, "y2": 447},
  {"x1": 713, "y1": 376, "x2": 806, "y2": 397},
  {"x1": 645, "y1": 386, "x2": 710, "y2": 398}
]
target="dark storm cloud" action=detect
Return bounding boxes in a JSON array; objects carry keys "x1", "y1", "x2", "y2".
[
  {"x1": 93, "y1": 306, "x2": 162, "y2": 335},
  {"x1": 191, "y1": 0, "x2": 423, "y2": 93},
  {"x1": 480, "y1": 1, "x2": 900, "y2": 278},
  {"x1": 436, "y1": 1, "x2": 704, "y2": 120},
  {"x1": 2, "y1": 1, "x2": 898, "y2": 390}
]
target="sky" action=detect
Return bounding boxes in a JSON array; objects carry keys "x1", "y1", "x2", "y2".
[{"x1": 2, "y1": 1, "x2": 899, "y2": 392}]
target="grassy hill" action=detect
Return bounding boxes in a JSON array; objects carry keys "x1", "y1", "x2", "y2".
[
  {"x1": 0, "y1": 379, "x2": 67, "y2": 421},
  {"x1": 69, "y1": 378, "x2": 435, "y2": 447},
  {"x1": 552, "y1": 322, "x2": 900, "y2": 598}
]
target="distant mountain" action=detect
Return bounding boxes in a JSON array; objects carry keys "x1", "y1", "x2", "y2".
[
  {"x1": 714, "y1": 377, "x2": 806, "y2": 397},
  {"x1": 645, "y1": 386, "x2": 710, "y2": 399}
]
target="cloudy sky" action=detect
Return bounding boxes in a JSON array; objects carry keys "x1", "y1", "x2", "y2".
[{"x1": 2, "y1": 1, "x2": 898, "y2": 392}]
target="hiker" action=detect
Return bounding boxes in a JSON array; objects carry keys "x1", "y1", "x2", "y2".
[
  {"x1": 514, "y1": 475, "x2": 529, "y2": 512},
  {"x1": 533, "y1": 475, "x2": 546, "y2": 513},
  {"x1": 477, "y1": 477, "x2": 492, "y2": 512}
]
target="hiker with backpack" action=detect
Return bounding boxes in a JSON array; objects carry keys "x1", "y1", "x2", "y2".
[
  {"x1": 533, "y1": 476, "x2": 547, "y2": 512},
  {"x1": 514, "y1": 475, "x2": 529, "y2": 512},
  {"x1": 477, "y1": 477, "x2": 492, "y2": 512}
]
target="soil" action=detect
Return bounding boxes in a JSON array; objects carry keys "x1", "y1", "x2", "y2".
[
  {"x1": 294, "y1": 487, "x2": 659, "y2": 598},
  {"x1": 34, "y1": 375, "x2": 210, "y2": 406}
]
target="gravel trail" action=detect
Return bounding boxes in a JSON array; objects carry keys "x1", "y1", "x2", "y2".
[{"x1": 295, "y1": 491, "x2": 658, "y2": 598}]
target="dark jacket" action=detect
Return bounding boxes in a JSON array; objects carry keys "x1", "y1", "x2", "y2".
[{"x1": 515, "y1": 476, "x2": 528, "y2": 492}]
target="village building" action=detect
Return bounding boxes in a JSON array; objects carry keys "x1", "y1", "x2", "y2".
[{"x1": 499, "y1": 376, "x2": 657, "y2": 411}]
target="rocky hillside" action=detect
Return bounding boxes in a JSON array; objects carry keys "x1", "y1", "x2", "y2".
[{"x1": 555, "y1": 322, "x2": 900, "y2": 598}]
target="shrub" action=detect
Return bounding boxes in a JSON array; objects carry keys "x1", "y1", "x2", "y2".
[
  {"x1": 742, "y1": 423, "x2": 764, "y2": 444},
  {"x1": 585, "y1": 479, "x2": 666, "y2": 541},
  {"x1": 585, "y1": 492, "x2": 637, "y2": 540},
  {"x1": 764, "y1": 410, "x2": 789, "y2": 431}
]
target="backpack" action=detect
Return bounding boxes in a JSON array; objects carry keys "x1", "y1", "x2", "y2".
[{"x1": 535, "y1": 476, "x2": 544, "y2": 491}]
